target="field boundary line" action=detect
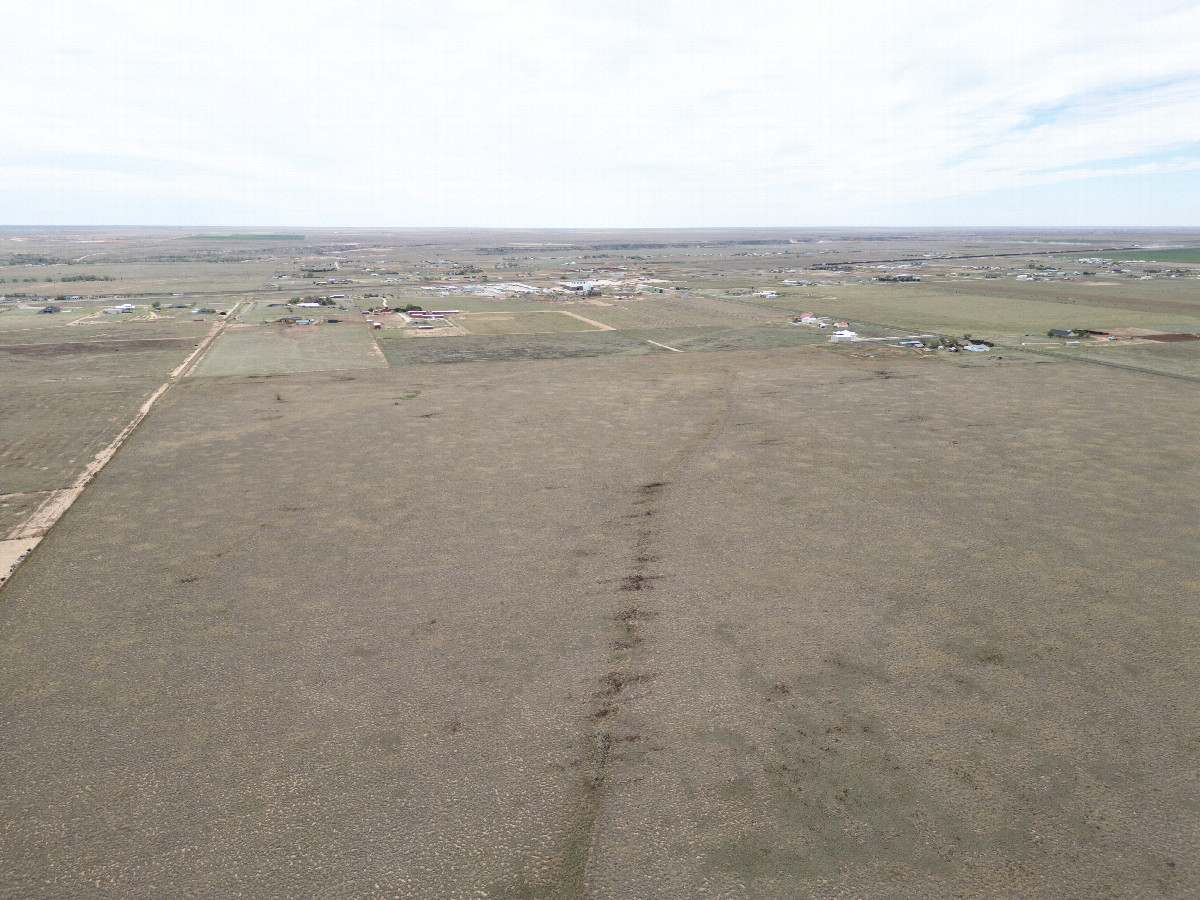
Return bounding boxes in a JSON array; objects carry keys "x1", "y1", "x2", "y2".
[
  {"x1": 1017, "y1": 346, "x2": 1200, "y2": 383},
  {"x1": 367, "y1": 326, "x2": 392, "y2": 365},
  {"x1": 2, "y1": 306, "x2": 238, "y2": 583},
  {"x1": 173, "y1": 304, "x2": 238, "y2": 379},
  {"x1": 645, "y1": 339, "x2": 683, "y2": 352}
]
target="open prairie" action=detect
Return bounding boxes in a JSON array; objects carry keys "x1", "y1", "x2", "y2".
[{"x1": 2, "y1": 228, "x2": 1199, "y2": 897}]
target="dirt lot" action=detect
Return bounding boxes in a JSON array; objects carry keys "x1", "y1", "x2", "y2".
[{"x1": 1, "y1": 346, "x2": 1197, "y2": 898}]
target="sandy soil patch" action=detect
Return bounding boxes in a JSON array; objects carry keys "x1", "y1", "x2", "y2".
[{"x1": 0, "y1": 538, "x2": 40, "y2": 581}]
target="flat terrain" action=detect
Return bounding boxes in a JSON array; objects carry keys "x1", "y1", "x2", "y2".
[
  {"x1": 2, "y1": 228, "x2": 1199, "y2": 897},
  {"x1": 457, "y1": 311, "x2": 606, "y2": 334},
  {"x1": 192, "y1": 324, "x2": 387, "y2": 377},
  {"x1": 0, "y1": 318, "x2": 204, "y2": 532},
  {"x1": 2, "y1": 349, "x2": 1198, "y2": 898}
]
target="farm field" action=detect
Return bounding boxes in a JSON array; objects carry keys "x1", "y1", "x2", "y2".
[
  {"x1": 192, "y1": 323, "x2": 387, "y2": 377},
  {"x1": 0, "y1": 322, "x2": 203, "y2": 536},
  {"x1": 749, "y1": 282, "x2": 1191, "y2": 337},
  {"x1": 1, "y1": 260, "x2": 278, "y2": 296},
  {"x1": 1034, "y1": 335, "x2": 1200, "y2": 380},
  {"x1": 457, "y1": 310, "x2": 606, "y2": 334},
  {"x1": 376, "y1": 325, "x2": 830, "y2": 366},
  {"x1": 0, "y1": 380, "x2": 169, "y2": 530},
  {"x1": 1, "y1": 348, "x2": 1198, "y2": 897},
  {"x1": 236, "y1": 300, "x2": 310, "y2": 325},
  {"x1": 2, "y1": 227, "x2": 1200, "y2": 897},
  {"x1": 1102, "y1": 247, "x2": 1200, "y2": 264}
]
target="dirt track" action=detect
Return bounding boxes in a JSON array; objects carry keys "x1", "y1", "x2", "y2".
[{"x1": 1, "y1": 315, "x2": 229, "y2": 577}]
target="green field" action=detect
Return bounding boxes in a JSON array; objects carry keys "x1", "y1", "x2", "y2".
[
  {"x1": 191, "y1": 324, "x2": 386, "y2": 376},
  {"x1": 235, "y1": 300, "x2": 334, "y2": 325},
  {"x1": 1107, "y1": 248, "x2": 1200, "y2": 263}
]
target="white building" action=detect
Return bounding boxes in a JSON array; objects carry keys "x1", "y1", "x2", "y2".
[{"x1": 830, "y1": 330, "x2": 857, "y2": 342}]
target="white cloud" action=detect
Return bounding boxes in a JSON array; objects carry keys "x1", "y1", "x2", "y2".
[{"x1": 2, "y1": 0, "x2": 1199, "y2": 224}]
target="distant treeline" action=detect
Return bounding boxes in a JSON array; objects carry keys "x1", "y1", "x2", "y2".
[{"x1": 2, "y1": 254, "x2": 62, "y2": 265}]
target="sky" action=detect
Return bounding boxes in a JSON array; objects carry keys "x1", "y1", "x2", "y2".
[{"x1": 2, "y1": 0, "x2": 1199, "y2": 227}]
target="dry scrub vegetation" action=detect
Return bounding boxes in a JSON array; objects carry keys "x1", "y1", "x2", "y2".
[{"x1": 2, "y1": 228, "x2": 1199, "y2": 897}]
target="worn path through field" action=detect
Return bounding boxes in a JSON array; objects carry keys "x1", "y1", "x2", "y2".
[{"x1": 571, "y1": 370, "x2": 734, "y2": 896}]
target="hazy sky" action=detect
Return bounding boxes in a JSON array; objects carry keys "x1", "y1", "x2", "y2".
[{"x1": 3, "y1": 0, "x2": 1199, "y2": 226}]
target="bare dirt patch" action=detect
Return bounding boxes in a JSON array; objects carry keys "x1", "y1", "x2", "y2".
[{"x1": 1142, "y1": 332, "x2": 1200, "y2": 342}]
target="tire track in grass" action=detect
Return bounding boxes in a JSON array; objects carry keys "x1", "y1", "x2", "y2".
[{"x1": 559, "y1": 371, "x2": 734, "y2": 897}]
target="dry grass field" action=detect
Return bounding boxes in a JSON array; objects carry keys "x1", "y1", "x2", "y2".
[
  {"x1": 458, "y1": 311, "x2": 606, "y2": 335},
  {"x1": 2, "y1": 228, "x2": 1199, "y2": 897},
  {"x1": 1034, "y1": 337, "x2": 1200, "y2": 380},
  {"x1": 0, "y1": 319, "x2": 204, "y2": 533},
  {"x1": 1, "y1": 348, "x2": 1197, "y2": 898},
  {"x1": 192, "y1": 324, "x2": 387, "y2": 377},
  {"x1": 747, "y1": 282, "x2": 1188, "y2": 336}
]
